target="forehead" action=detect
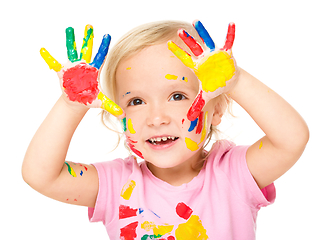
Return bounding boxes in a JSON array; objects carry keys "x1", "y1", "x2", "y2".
[{"x1": 115, "y1": 43, "x2": 199, "y2": 94}]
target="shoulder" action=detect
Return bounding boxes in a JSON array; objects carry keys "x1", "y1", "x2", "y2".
[{"x1": 91, "y1": 155, "x2": 141, "y2": 182}]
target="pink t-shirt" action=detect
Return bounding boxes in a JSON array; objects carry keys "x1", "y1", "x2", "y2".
[{"x1": 88, "y1": 140, "x2": 275, "y2": 239}]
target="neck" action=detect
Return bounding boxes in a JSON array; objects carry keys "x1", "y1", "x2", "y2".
[{"x1": 146, "y1": 157, "x2": 205, "y2": 187}]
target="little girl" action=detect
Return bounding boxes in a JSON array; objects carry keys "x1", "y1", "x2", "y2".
[{"x1": 22, "y1": 20, "x2": 309, "y2": 240}]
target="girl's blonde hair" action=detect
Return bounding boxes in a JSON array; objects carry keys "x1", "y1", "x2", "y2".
[{"x1": 100, "y1": 20, "x2": 232, "y2": 152}]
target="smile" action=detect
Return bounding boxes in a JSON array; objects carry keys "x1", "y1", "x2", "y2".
[{"x1": 147, "y1": 136, "x2": 179, "y2": 145}]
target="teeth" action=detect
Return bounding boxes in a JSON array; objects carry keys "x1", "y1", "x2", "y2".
[{"x1": 149, "y1": 136, "x2": 177, "y2": 143}]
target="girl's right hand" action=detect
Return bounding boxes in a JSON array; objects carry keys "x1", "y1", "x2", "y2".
[{"x1": 40, "y1": 25, "x2": 125, "y2": 119}]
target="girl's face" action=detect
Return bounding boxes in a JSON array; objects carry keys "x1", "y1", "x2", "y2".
[{"x1": 116, "y1": 43, "x2": 219, "y2": 170}]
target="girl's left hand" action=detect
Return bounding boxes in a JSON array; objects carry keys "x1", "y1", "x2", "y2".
[{"x1": 168, "y1": 20, "x2": 238, "y2": 121}]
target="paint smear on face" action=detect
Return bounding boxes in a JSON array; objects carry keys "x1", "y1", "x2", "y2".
[
  {"x1": 126, "y1": 67, "x2": 131, "y2": 70},
  {"x1": 120, "y1": 221, "x2": 138, "y2": 240},
  {"x1": 165, "y1": 74, "x2": 178, "y2": 80},
  {"x1": 195, "y1": 51, "x2": 235, "y2": 93},
  {"x1": 128, "y1": 118, "x2": 136, "y2": 134},
  {"x1": 187, "y1": 90, "x2": 205, "y2": 121},
  {"x1": 199, "y1": 111, "x2": 208, "y2": 144},
  {"x1": 121, "y1": 117, "x2": 127, "y2": 132},
  {"x1": 120, "y1": 180, "x2": 136, "y2": 200},
  {"x1": 182, "y1": 77, "x2": 188, "y2": 82},
  {"x1": 185, "y1": 138, "x2": 199, "y2": 151},
  {"x1": 188, "y1": 118, "x2": 198, "y2": 132},
  {"x1": 176, "y1": 202, "x2": 193, "y2": 220},
  {"x1": 119, "y1": 205, "x2": 138, "y2": 219},
  {"x1": 126, "y1": 136, "x2": 144, "y2": 159},
  {"x1": 175, "y1": 215, "x2": 208, "y2": 240},
  {"x1": 259, "y1": 141, "x2": 263, "y2": 149},
  {"x1": 64, "y1": 162, "x2": 77, "y2": 177},
  {"x1": 195, "y1": 111, "x2": 204, "y2": 134}
]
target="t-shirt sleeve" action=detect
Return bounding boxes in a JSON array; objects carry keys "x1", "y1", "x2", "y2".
[
  {"x1": 88, "y1": 158, "x2": 125, "y2": 225},
  {"x1": 215, "y1": 141, "x2": 276, "y2": 209}
]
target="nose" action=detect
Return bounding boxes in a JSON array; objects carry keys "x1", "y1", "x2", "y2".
[{"x1": 146, "y1": 104, "x2": 171, "y2": 127}]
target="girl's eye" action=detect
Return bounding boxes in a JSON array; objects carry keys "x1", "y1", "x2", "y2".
[
  {"x1": 129, "y1": 98, "x2": 145, "y2": 106},
  {"x1": 170, "y1": 93, "x2": 187, "y2": 101}
]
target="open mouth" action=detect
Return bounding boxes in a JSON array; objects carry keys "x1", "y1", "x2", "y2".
[{"x1": 147, "y1": 136, "x2": 179, "y2": 145}]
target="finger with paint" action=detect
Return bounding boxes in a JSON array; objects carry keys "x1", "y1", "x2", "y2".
[
  {"x1": 221, "y1": 22, "x2": 235, "y2": 52},
  {"x1": 80, "y1": 25, "x2": 94, "y2": 63},
  {"x1": 90, "y1": 33, "x2": 111, "y2": 69},
  {"x1": 40, "y1": 48, "x2": 63, "y2": 72},
  {"x1": 65, "y1": 27, "x2": 79, "y2": 62},
  {"x1": 168, "y1": 21, "x2": 237, "y2": 121},
  {"x1": 193, "y1": 20, "x2": 216, "y2": 51}
]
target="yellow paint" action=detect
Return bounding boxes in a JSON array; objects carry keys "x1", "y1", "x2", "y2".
[
  {"x1": 120, "y1": 180, "x2": 136, "y2": 200},
  {"x1": 126, "y1": 67, "x2": 131, "y2": 70},
  {"x1": 182, "y1": 77, "x2": 188, "y2": 82},
  {"x1": 40, "y1": 48, "x2": 62, "y2": 72},
  {"x1": 128, "y1": 118, "x2": 136, "y2": 134},
  {"x1": 165, "y1": 74, "x2": 178, "y2": 80},
  {"x1": 168, "y1": 41, "x2": 195, "y2": 69},
  {"x1": 259, "y1": 141, "x2": 263, "y2": 149},
  {"x1": 175, "y1": 215, "x2": 208, "y2": 240},
  {"x1": 199, "y1": 112, "x2": 208, "y2": 144},
  {"x1": 97, "y1": 92, "x2": 124, "y2": 116},
  {"x1": 154, "y1": 224, "x2": 174, "y2": 236},
  {"x1": 80, "y1": 24, "x2": 94, "y2": 63},
  {"x1": 185, "y1": 138, "x2": 199, "y2": 151},
  {"x1": 195, "y1": 51, "x2": 235, "y2": 92},
  {"x1": 141, "y1": 221, "x2": 174, "y2": 236}
]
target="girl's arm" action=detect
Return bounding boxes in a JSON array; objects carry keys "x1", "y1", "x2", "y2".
[
  {"x1": 229, "y1": 68, "x2": 309, "y2": 189},
  {"x1": 22, "y1": 97, "x2": 99, "y2": 207},
  {"x1": 22, "y1": 25, "x2": 125, "y2": 207},
  {"x1": 168, "y1": 21, "x2": 309, "y2": 189}
]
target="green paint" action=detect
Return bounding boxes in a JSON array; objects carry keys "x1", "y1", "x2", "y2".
[
  {"x1": 64, "y1": 162, "x2": 77, "y2": 177},
  {"x1": 80, "y1": 27, "x2": 94, "y2": 60},
  {"x1": 121, "y1": 117, "x2": 127, "y2": 132},
  {"x1": 66, "y1": 27, "x2": 78, "y2": 62}
]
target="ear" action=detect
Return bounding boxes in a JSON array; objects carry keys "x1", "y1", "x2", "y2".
[
  {"x1": 211, "y1": 112, "x2": 222, "y2": 126},
  {"x1": 211, "y1": 102, "x2": 225, "y2": 127}
]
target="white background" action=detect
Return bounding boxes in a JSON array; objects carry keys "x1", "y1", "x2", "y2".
[{"x1": 1, "y1": 0, "x2": 322, "y2": 239}]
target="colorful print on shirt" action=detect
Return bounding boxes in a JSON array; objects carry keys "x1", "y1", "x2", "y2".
[{"x1": 119, "y1": 180, "x2": 209, "y2": 240}]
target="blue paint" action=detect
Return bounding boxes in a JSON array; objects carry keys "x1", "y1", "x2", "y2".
[
  {"x1": 188, "y1": 117, "x2": 198, "y2": 132},
  {"x1": 149, "y1": 209, "x2": 160, "y2": 218},
  {"x1": 139, "y1": 208, "x2": 144, "y2": 214},
  {"x1": 90, "y1": 34, "x2": 111, "y2": 69},
  {"x1": 194, "y1": 21, "x2": 215, "y2": 51},
  {"x1": 80, "y1": 170, "x2": 84, "y2": 176}
]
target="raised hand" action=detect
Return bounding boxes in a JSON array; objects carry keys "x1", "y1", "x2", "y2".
[
  {"x1": 168, "y1": 21, "x2": 237, "y2": 121},
  {"x1": 40, "y1": 25, "x2": 125, "y2": 119}
]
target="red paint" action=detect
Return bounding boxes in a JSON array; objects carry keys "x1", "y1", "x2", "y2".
[
  {"x1": 182, "y1": 119, "x2": 185, "y2": 124},
  {"x1": 187, "y1": 90, "x2": 205, "y2": 121},
  {"x1": 221, "y1": 23, "x2": 235, "y2": 51},
  {"x1": 196, "y1": 111, "x2": 204, "y2": 134},
  {"x1": 84, "y1": 166, "x2": 88, "y2": 171},
  {"x1": 176, "y1": 202, "x2": 193, "y2": 220},
  {"x1": 167, "y1": 237, "x2": 175, "y2": 240},
  {"x1": 119, "y1": 205, "x2": 138, "y2": 219},
  {"x1": 63, "y1": 62, "x2": 99, "y2": 105},
  {"x1": 126, "y1": 136, "x2": 144, "y2": 159},
  {"x1": 178, "y1": 29, "x2": 203, "y2": 56},
  {"x1": 120, "y1": 221, "x2": 138, "y2": 240},
  {"x1": 74, "y1": 199, "x2": 77, "y2": 201}
]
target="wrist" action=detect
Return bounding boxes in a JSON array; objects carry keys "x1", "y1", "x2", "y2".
[{"x1": 59, "y1": 95, "x2": 90, "y2": 115}]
